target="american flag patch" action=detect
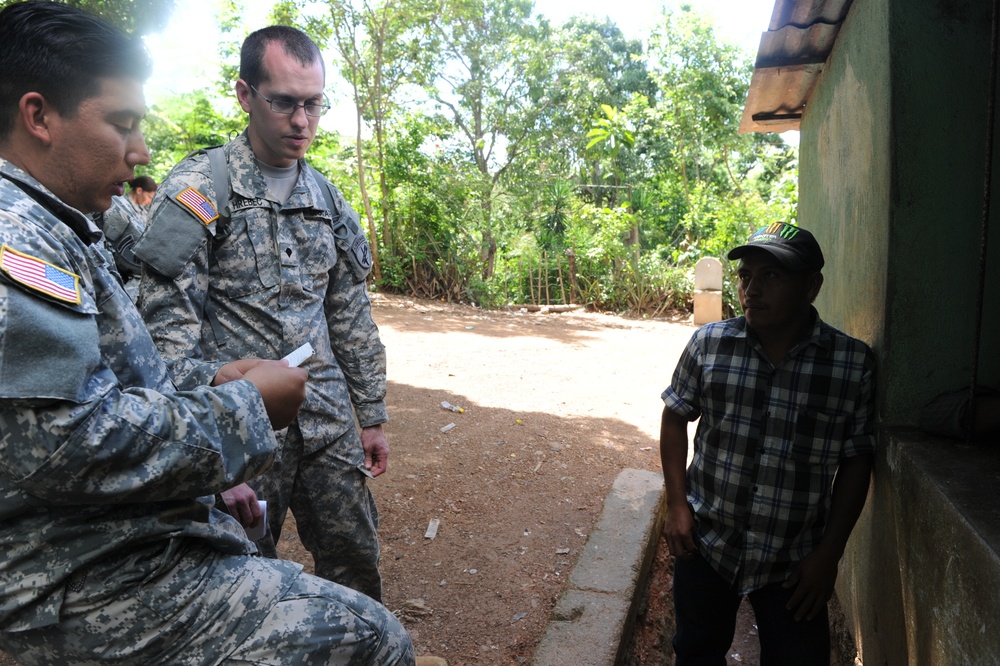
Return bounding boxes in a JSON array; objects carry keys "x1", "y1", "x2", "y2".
[
  {"x1": 176, "y1": 187, "x2": 219, "y2": 225},
  {"x1": 0, "y1": 245, "x2": 81, "y2": 304}
]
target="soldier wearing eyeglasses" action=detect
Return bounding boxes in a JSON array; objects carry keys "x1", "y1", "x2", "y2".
[{"x1": 136, "y1": 25, "x2": 390, "y2": 602}]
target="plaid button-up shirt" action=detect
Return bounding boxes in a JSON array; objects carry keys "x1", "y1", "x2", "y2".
[{"x1": 662, "y1": 311, "x2": 876, "y2": 594}]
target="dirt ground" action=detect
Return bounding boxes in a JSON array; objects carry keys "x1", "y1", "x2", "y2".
[
  {"x1": 336, "y1": 294, "x2": 693, "y2": 665},
  {"x1": 1, "y1": 293, "x2": 776, "y2": 665}
]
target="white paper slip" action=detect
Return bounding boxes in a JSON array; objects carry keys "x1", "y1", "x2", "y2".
[
  {"x1": 282, "y1": 342, "x2": 314, "y2": 367},
  {"x1": 245, "y1": 500, "x2": 267, "y2": 541}
]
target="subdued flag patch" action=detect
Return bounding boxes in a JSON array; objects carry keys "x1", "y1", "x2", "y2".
[
  {"x1": 176, "y1": 187, "x2": 219, "y2": 225},
  {"x1": 0, "y1": 245, "x2": 81, "y2": 304}
]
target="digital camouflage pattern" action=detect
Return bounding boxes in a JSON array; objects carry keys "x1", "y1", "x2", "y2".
[
  {"x1": 0, "y1": 158, "x2": 413, "y2": 663},
  {"x1": 93, "y1": 192, "x2": 147, "y2": 298},
  {"x1": 136, "y1": 131, "x2": 386, "y2": 597},
  {"x1": 0, "y1": 158, "x2": 271, "y2": 632},
  {"x1": 136, "y1": 132, "x2": 388, "y2": 451},
  {"x1": 8, "y1": 553, "x2": 413, "y2": 665},
  {"x1": 252, "y1": 424, "x2": 383, "y2": 599}
]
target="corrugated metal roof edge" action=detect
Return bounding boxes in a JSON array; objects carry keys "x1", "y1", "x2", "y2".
[{"x1": 740, "y1": 0, "x2": 854, "y2": 134}]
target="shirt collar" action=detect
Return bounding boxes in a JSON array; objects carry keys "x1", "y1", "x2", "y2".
[
  {"x1": 725, "y1": 307, "x2": 831, "y2": 355},
  {"x1": 228, "y1": 131, "x2": 327, "y2": 214},
  {"x1": 0, "y1": 158, "x2": 102, "y2": 243}
]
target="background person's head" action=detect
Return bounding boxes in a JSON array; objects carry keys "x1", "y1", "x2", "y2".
[
  {"x1": 128, "y1": 175, "x2": 157, "y2": 207},
  {"x1": 0, "y1": 1, "x2": 152, "y2": 214},
  {"x1": 236, "y1": 26, "x2": 326, "y2": 168}
]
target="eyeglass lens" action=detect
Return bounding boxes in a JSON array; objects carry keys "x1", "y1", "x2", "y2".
[{"x1": 251, "y1": 84, "x2": 329, "y2": 117}]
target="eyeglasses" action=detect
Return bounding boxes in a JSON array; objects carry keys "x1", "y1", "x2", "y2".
[{"x1": 249, "y1": 84, "x2": 330, "y2": 117}]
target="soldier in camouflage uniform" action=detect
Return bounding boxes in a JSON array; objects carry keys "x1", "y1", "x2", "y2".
[
  {"x1": 0, "y1": 3, "x2": 413, "y2": 664},
  {"x1": 136, "y1": 26, "x2": 388, "y2": 600},
  {"x1": 93, "y1": 175, "x2": 156, "y2": 300}
]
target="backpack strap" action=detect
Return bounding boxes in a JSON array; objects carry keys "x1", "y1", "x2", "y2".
[
  {"x1": 131, "y1": 146, "x2": 225, "y2": 279},
  {"x1": 205, "y1": 146, "x2": 233, "y2": 244},
  {"x1": 306, "y1": 164, "x2": 373, "y2": 283}
]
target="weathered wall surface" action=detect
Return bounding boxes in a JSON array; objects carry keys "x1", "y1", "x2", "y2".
[
  {"x1": 796, "y1": 0, "x2": 1000, "y2": 662},
  {"x1": 799, "y1": 0, "x2": 889, "y2": 358}
]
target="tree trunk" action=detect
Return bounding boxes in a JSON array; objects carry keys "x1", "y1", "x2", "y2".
[
  {"x1": 375, "y1": 118, "x2": 393, "y2": 255},
  {"x1": 354, "y1": 107, "x2": 382, "y2": 283},
  {"x1": 481, "y1": 228, "x2": 497, "y2": 280},
  {"x1": 566, "y1": 248, "x2": 580, "y2": 304}
]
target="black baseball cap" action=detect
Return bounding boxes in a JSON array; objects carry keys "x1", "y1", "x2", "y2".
[{"x1": 727, "y1": 222, "x2": 824, "y2": 272}]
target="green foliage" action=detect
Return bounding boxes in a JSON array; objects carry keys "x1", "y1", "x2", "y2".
[
  {"x1": 0, "y1": 0, "x2": 177, "y2": 35},
  {"x1": 350, "y1": 2, "x2": 798, "y2": 314},
  {"x1": 75, "y1": 0, "x2": 175, "y2": 34},
  {"x1": 125, "y1": 0, "x2": 799, "y2": 318},
  {"x1": 372, "y1": 112, "x2": 483, "y2": 300},
  {"x1": 540, "y1": 18, "x2": 653, "y2": 194},
  {"x1": 143, "y1": 90, "x2": 243, "y2": 180},
  {"x1": 586, "y1": 104, "x2": 635, "y2": 152}
]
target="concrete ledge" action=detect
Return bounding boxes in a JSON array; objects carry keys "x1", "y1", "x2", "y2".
[
  {"x1": 839, "y1": 427, "x2": 1000, "y2": 664},
  {"x1": 531, "y1": 468, "x2": 666, "y2": 666}
]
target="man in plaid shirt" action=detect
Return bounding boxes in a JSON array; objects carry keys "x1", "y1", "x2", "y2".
[{"x1": 660, "y1": 222, "x2": 876, "y2": 664}]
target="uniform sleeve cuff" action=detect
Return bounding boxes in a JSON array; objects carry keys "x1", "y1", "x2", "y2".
[{"x1": 356, "y1": 402, "x2": 389, "y2": 429}]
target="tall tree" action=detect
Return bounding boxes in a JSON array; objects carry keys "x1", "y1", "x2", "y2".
[
  {"x1": 320, "y1": 0, "x2": 438, "y2": 283},
  {"x1": 635, "y1": 5, "x2": 794, "y2": 267},
  {"x1": 644, "y1": 5, "x2": 752, "y2": 203},
  {"x1": 586, "y1": 103, "x2": 641, "y2": 262},
  {"x1": 426, "y1": 0, "x2": 554, "y2": 279},
  {"x1": 543, "y1": 17, "x2": 655, "y2": 204}
]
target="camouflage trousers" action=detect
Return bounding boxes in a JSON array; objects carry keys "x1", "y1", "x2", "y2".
[
  {"x1": 250, "y1": 423, "x2": 382, "y2": 601},
  {"x1": 0, "y1": 543, "x2": 413, "y2": 665}
]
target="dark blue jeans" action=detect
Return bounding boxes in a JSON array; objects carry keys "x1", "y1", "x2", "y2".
[{"x1": 672, "y1": 554, "x2": 830, "y2": 666}]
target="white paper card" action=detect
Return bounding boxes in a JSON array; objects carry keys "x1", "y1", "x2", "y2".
[
  {"x1": 282, "y1": 342, "x2": 314, "y2": 368},
  {"x1": 245, "y1": 500, "x2": 267, "y2": 541}
]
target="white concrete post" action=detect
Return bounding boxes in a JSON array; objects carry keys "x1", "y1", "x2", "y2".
[{"x1": 693, "y1": 257, "x2": 723, "y2": 325}]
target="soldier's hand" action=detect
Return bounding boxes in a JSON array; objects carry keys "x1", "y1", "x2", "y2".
[
  {"x1": 221, "y1": 482, "x2": 262, "y2": 528},
  {"x1": 361, "y1": 424, "x2": 389, "y2": 477},
  {"x1": 213, "y1": 358, "x2": 266, "y2": 386},
  {"x1": 242, "y1": 360, "x2": 308, "y2": 430}
]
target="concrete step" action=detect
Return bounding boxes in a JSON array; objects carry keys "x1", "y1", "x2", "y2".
[{"x1": 531, "y1": 468, "x2": 666, "y2": 666}]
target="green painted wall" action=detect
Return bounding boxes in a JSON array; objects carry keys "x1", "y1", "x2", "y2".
[
  {"x1": 798, "y1": 1, "x2": 904, "y2": 661},
  {"x1": 883, "y1": 0, "x2": 1000, "y2": 425},
  {"x1": 796, "y1": 0, "x2": 1000, "y2": 662},
  {"x1": 802, "y1": 0, "x2": 1000, "y2": 427},
  {"x1": 798, "y1": 0, "x2": 890, "y2": 359}
]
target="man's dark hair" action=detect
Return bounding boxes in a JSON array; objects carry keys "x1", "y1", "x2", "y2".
[
  {"x1": 129, "y1": 175, "x2": 157, "y2": 191},
  {"x1": 240, "y1": 25, "x2": 324, "y2": 88},
  {"x1": 0, "y1": 1, "x2": 152, "y2": 140}
]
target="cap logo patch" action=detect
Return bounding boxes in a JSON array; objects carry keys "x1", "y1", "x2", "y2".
[
  {"x1": 750, "y1": 222, "x2": 799, "y2": 244},
  {"x1": 778, "y1": 223, "x2": 799, "y2": 239},
  {"x1": 0, "y1": 245, "x2": 81, "y2": 304},
  {"x1": 176, "y1": 187, "x2": 219, "y2": 225}
]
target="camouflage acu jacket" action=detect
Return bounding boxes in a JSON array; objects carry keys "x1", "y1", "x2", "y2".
[
  {"x1": 94, "y1": 193, "x2": 146, "y2": 283},
  {"x1": 0, "y1": 159, "x2": 281, "y2": 631},
  {"x1": 136, "y1": 132, "x2": 387, "y2": 456}
]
